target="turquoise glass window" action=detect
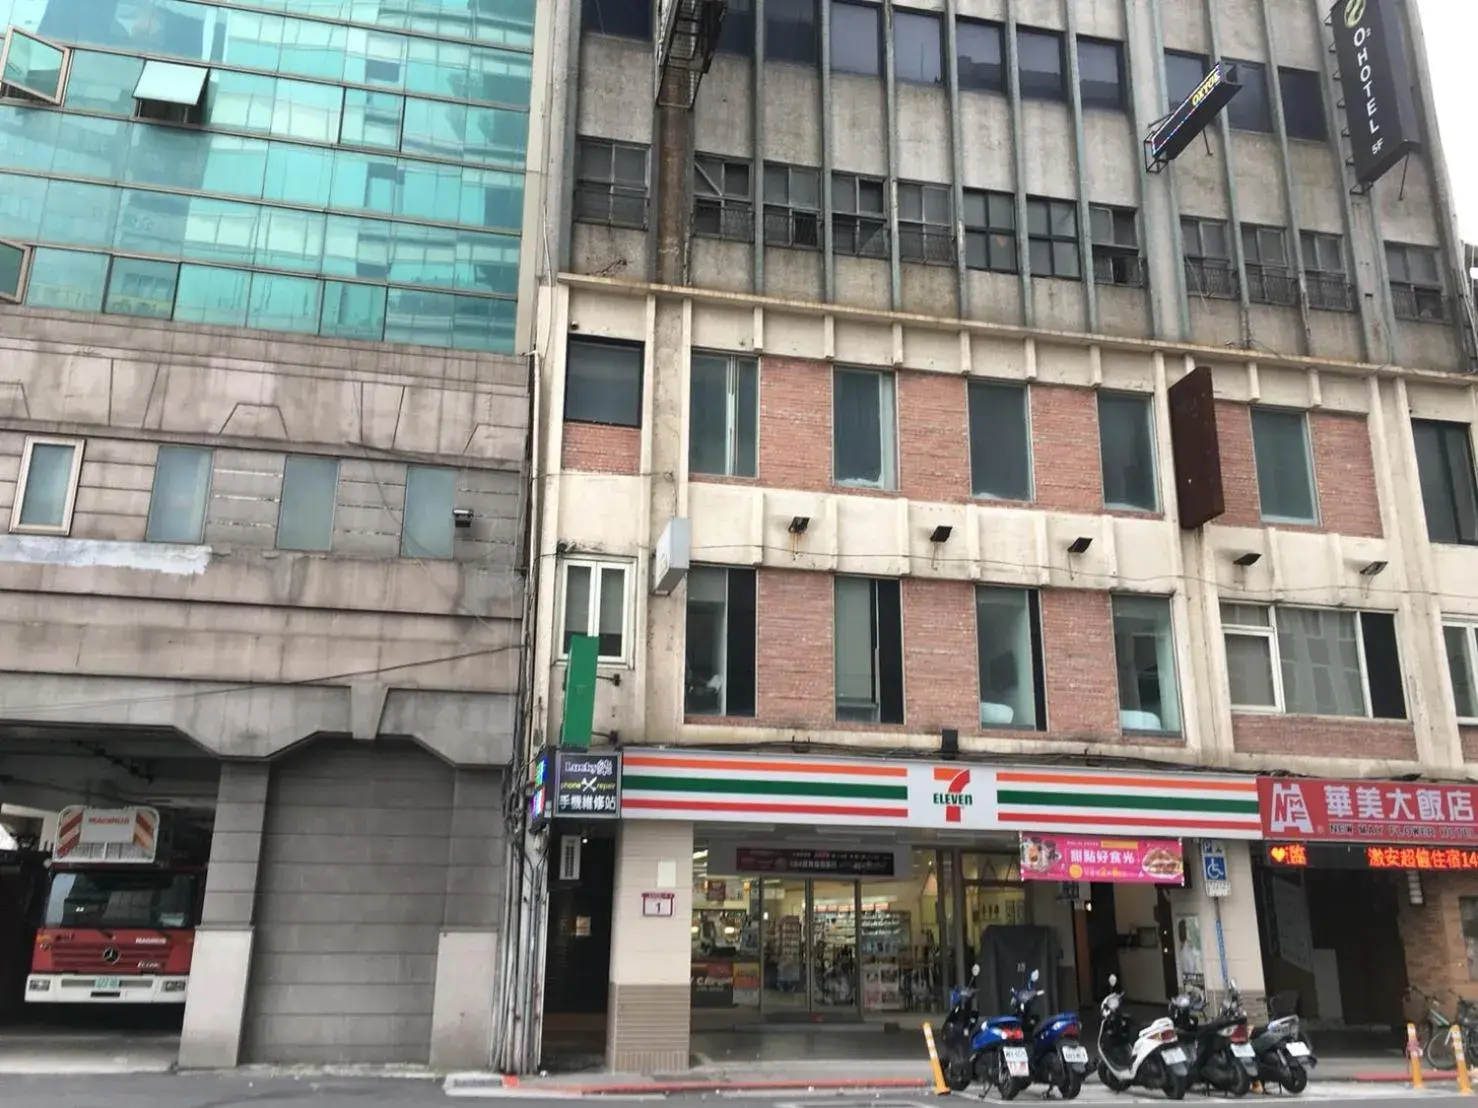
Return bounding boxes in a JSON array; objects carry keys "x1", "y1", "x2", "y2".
[
  {"x1": 272, "y1": 78, "x2": 343, "y2": 143},
  {"x1": 457, "y1": 231, "x2": 520, "y2": 295},
  {"x1": 52, "y1": 115, "x2": 128, "y2": 179},
  {"x1": 2, "y1": 28, "x2": 67, "y2": 103},
  {"x1": 399, "y1": 161, "x2": 464, "y2": 222},
  {"x1": 385, "y1": 287, "x2": 454, "y2": 347},
  {"x1": 465, "y1": 105, "x2": 528, "y2": 166},
  {"x1": 405, "y1": 38, "x2": 469, "y2": 99},
  {"x1": 0, "y1": 240, "x2": 23, "y2": 301},
  {"x1": 341, "y1": 88, "x2": 403, "y2": 149},
  {"x1": 215, "y1": 11, "x2": 285, "y2": 72},
  {"x1": 0, "y1": 107, "x2": 61, "y2": 173},
  {"x1": 181, "y1": 197, "x2": 259, "y2": 265},
  {"x1": 276, "y1": 455, "x2": 339, "y2": 552},
  {"x1": 252, "y1": 207, "x2": 325, "y2": 272},
  {"x1": 402, "y1": 98, "x2": 527, "y2": 166},
  {"x1": 40, "y1": 180, "x2": 119, "y2": 248},
  {"x1": 24, "y1": 248, "x2": 107, "y2": 311},
  {"x1": 320, "y1": 280, "x2": 387, "y2": 341},
  {"x1": 451, "y1": 295, "x2": 517, "y2": 353},
  {"x1": 323, "y1": 215, "x2": 390, "y2": 279},
  {"x1": 277, "y1": 20, "x2": 347, "y2": 81},
  {"x1": 264, "y1": 145, "x2": 333, "y2": 207},
  {"x1": 247, "y1": 271, "x2": 322, "y2": 334},
  {"x1": 330, "y1": 152, "x2": 406, "y2": 218},
  {"x1": 461, "y1": 169, "x2": 524, "y2": 230},
  {"x1": 115, "y1": 190, "x2": 190, "y2": 256},
  {"x1": 198, "y1": 136, "x2": 271, "y2": 196},
  {"x1": 401, "y1": 464, "x2": 457, "y2": 558},
  {"x1": 104, "y1": 258, "x2": 179, "y2": 319},
  {"x1": 173, "y1": 263, "x2": 250, "y2": 326},
  {"x1": 205, "y1": 71, "x2": 277, "y2": 133},
  {"x1": 63, "y1": 51, "x2": 144, "y2": 114},
  {"x1": 0, "y1": 173, "x2": 50, "y2": 240},
  {"x1": 469, "y1": 48, "x2": 533, "y2": 108},
  {"x1": 133, "y1": 60, "x2": 209, "y2": 106},
  {"x1": 400, "y1": 97, "x2": 462, "y2": 159}
]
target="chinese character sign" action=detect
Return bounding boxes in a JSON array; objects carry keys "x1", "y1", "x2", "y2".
[
  {"x1": 1020, "y1": 834, "x2": 1185, "y2": 885},
  {"x1": 1366, "y1": 847, "x2": 1478, "y2": 872},
  {"x1": 1257, "y1": 778, "x2": 1478, "y2": 844}
]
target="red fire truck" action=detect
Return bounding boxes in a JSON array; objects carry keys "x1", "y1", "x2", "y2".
[{"x1": 26, "y1": 806, "x2": 204, "y2": 1005}]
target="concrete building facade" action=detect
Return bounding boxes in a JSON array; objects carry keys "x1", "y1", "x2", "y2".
[{"x1": 522, "y1": 0, "x2": 1478, "y2": 1074}]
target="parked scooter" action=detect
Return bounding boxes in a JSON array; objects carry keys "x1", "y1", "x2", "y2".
[
  {"x1": 969, "y1": 988, "x2": 1032, "y2": 1101},
  {"x1": 1096, "y1": 974, "x2": 1191, "y2": 1100},
  {"x1": 1009, "y1": 968, "x2": 1091, "y2": 1100},
  {"x1": 939, "y1": 967, "x2": 983, "y2": 1092},
  {"x1": 1247, "y1": 987, "x2": 1318, "y2": 1093},
  {"x1": 1167, "y1": 985, "x2": 1259, "y2": 1097}
]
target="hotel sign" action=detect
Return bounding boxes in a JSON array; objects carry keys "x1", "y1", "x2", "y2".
[{"x1": 1330, "y1": 0, "x2": 1420, "y2": 186}]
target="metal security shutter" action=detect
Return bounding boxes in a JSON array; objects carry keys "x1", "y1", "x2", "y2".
[{"x1": 243, "y1": 739, "x2": 453, "y2": 1064}]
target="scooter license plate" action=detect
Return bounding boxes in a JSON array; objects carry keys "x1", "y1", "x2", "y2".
[
  {"x1": 1286, "y1": 1041, "x2": 1311, "y2": 1058},
  {"x1": 1004, "y1": 1047, "x2": 1030, "y2": 1077},
  {"x1": 1160, "y1": 1046, "x2": 1187, "y2": 1066},
  {"x1": 1231, "y1": 1043, "x2": 1256, "y2": 1058},
  {"x1": 1061, "y1": 1044, "x2": 1089, "y2": 1065}
]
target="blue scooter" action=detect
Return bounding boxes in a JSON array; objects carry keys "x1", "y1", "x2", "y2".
[
  {"x1": 938, "y1": 963, "x2": 1031, "y2": 1098},
  {"x1": 1009, "y1": 968, "x2": 1091, "y2": 1099}
]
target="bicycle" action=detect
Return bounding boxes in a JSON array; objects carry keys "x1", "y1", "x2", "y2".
[{"x1": 1405, "y1": 986, "x2": 1455, "y2": 1069}]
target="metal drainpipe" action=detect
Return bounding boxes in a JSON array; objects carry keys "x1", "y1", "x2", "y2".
[
  {"x1": 1120, "y1": 0, "x2": 1160, "y2": 337},
  {"x1": 942, "y1": 0, "x2": 969, "y2": 318},
  {"x1": 821, "y1": 0, "x2": 836, "y2": 301},
  {"x1": 1257, "y1": 0, "x2": 1314, "y2": 357},
  {"x1": 883, "y1": 0, "x2": 902, "y2": 310},
  {"x1": 1003, "y1": 0, "x2": 1032, "y2": 327},
  {"x1": 1062, "y1": 0, "x2": 1096, "y2": 334},
  {"x1": 1148, "y1": 0, "x2": 1190, "y2": 341},
  {"x1": 753, "y1": 0, "x2": 767, "y2": 293},
  {"x1": 1202, "y1": 0, "x2": 1253, "y2": 346}
]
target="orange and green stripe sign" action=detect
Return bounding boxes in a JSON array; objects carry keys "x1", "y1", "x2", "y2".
[
  {"x1": 995, "y1": 769, "x2": 1262, "y2": 839},
  {"x1": 620, "y1": 751, "x2": 910, "y2": 824}
]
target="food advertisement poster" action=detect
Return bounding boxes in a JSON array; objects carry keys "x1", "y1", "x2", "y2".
[{"x1": 1019, "y1": 834, "x2": 1185, "y2": 885}]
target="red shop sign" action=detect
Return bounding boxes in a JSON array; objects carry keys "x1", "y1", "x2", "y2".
[{"x1": 1258, "y1": 777, "x2": 1478, "y2": 844}]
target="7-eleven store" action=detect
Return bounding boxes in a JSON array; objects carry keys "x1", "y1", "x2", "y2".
[{"x1": 576, "y1": 749, "x2": 1266, "y2": 1071}]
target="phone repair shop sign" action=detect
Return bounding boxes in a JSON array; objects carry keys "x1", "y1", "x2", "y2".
[
  {"x1": 1330, "y1": 0, "x2": 1420, "y2": 186},
  {"x1": 555, "y1": 752, "x2": 621, "y2": 818}
]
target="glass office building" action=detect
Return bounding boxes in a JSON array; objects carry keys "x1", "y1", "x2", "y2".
[{"x1": 0, "y1": 0, "x2": 534, "y2": 351}]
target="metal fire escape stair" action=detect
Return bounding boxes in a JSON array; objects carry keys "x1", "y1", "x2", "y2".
[{"x1": 656, "y1": 0, "x2": 727, "y2": 109}]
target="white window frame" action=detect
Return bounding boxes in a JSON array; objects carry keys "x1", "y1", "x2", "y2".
[
  {"x1": 1222, "y1": 603, "x2": 1380, "y2": 718},
  {"x1": 9, "y1": 435, "x2": 84, "y2": 535},
  {"x1": 1250, "y1": 406, "x2": 1320, "y2": 525},
  {"x1": 558, "y1": 558, "x2": 633, "y2": 665},
  {"x1": 0, "y1": 238, "x2": 30, "y2": 304},
  {"x1": 0, "y1": 27, "x2": 72, "y2": 106},
  {"x1": 1445, "y1": 621, "x2": 1478, "y2": 723}
]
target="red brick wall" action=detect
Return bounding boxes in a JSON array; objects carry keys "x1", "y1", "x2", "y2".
[
  {"x1": 1231, "y1": 713, "x2": 1418, "y2": 760},
  {"x1": 753, "y1": 568, "x2": 834, "y2": 727},
  {"x1": 1031, "y1": 385, "x2": 1103, "y2": 513},
  {"x1": 1400, "y1": 872, "x2": 1478, "y2": 1001},
  {"x1": 902, "y1": 578, "x2": 978, "y2": 730},
  {"x1": 1039, "y1": 589, "x2": 1124, "y2": 740},
  {"x1": 899, "y1": 373, "x2": 969, "y2": 503},
  {"x1": 1462, "y1": 726, "x2": 1478, "y2": 762},
  {"x1": 1311, "y1": 412, "x2": 1383, "y2": 538},
  {"x1": 561, "y1": 421, "x2": 640, "y2": 475},
  {"x1": 756, "y1": 356, "x2": 832, "y2": 493},
  {"x1": 1215, "y1": 402, "x2": 1261, "y2": 528}
]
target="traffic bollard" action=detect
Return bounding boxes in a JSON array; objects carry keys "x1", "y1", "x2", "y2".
[
  {"x1": 1452, "y1": 1024, "x2": 1472, "y2": 1095},
  {"x1": 923, "y1": 1022, "x2": 950, "y2": 1095},
  {"x1": 1407, "y1": 1022, "x2": 1425, "y2": 1090}
]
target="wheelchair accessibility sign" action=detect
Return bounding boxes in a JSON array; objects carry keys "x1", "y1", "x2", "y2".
[{"x1": 1201, "y1": 840, "x2": 1230, "y2": 898}]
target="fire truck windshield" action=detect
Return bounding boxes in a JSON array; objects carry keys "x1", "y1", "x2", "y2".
[{"x1": 44, "y1": 871, "x2": 200, "y2": 930}]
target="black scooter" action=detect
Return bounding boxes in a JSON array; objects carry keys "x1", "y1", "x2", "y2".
[
  {"x1": 1247, "y1": 988, "x2": 1317, "y2": 1093},
  {"x1": 1167, "y1": 985, "x2": 1259, "y2": 1097},
  {"x1": 939, "y1": 964, "x2": 982, "y2": 1092}
]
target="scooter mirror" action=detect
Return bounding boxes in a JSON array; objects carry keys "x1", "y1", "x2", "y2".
[
  {"x1": 1108, "y1": 974, "x2": 1118, "y2": 988},
  {"x1": 972, "y1": 963, "x2": 981, "y2": 977},
  {"x1": 1029, "y1": 969, "x2": 1040, "y2": 984}
]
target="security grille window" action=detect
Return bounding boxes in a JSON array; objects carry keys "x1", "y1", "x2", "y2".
[
  {"x1": 1017, "y1": 28, "x2": 1065, "y2": 100},
  {"x1": 565, "y1": 337, "x2": 644, "y2": 427},
  {"x1": 831, "y1": 0, "x2": 881, "y2": 77},
  {"x1": 581, "y1": 0, "x2": 652, "y2": 39},
  {"x1": 834, "y1": 576, "x2": 904, "y2": 724},
  {"x1": 1164, "y1": 51, "x2": 1208, "y2": 109},
  {"x1": 0, "y1": 239, "x2": 27, "y2": 303},
  {"x1": 1412, "y1": 419, "x2": 1478, "y2": 546},
  {"x1": 1301, "y1": 231, "x2": 1353, "y2": 311},
  {"x1": 1386, "y1": 242, "x2": 1448, "y2": 322},
  {"x1": 694, "y1": 154, "x2": 754, "y2": 242},
  {"x1": 762, "y1": 163, "x2": 821, "y2": 248},
  {"x1": 1099, "y1": 391, "x2": 1158, "y2": 512},
  {"x1": 1222, "y1": 604, "x2": 1407, "y2": 720},
  {"x1": 894, "y1": 9, "x2": 942, "y2": 85},
  {"x1": 1182, "y1": 217, "x2": 1237, "y2": 299},
  {"x1": 1111, "y1": 595, "x2": 1181, "y2": 733},
  {"x1": 685, "y1": 566, "x2": 757, "y2": 717},
  {"x1": 967, "y1": 380, "x2": 1032, "y2": 501},
  {"x1": 1279, "y1": 67, "x2": 1327, "y2": 141},
  {"x1": 1444, "y1": 623, "x2": 1478, "y2": 721},
  {"x1": 1250, "y1": 407, "x2": 1318, "y2": 524},
  {"x1": 833, "y1": 367, "x2": 897, "y2": 489},
  {"x1": 0, "y1": 27, "x2": 70, "y2": 105},
  {"x1": 716, "y1": 0, "x2": 755, "y2": 55},
  {"x1": 766, "y1": 0, "x2": 820, "y2": 65},
  {"x1": 574, "y1": 137, "x2": 649, "y2": 229},
  {"x1": 956, "y1": 19, "x2": 1004, "y2": 93},
  {"x1": 1090, "y1": 205, "x2": 1144, "y2": 288},
  {"x1": 1077, "y1": 38, "x2": 1124, "y2": 110},
  {"x1": 1026, "y1": 197, "x2": 1079, "y2": 280},
  {"x1": 832, "y1": 172, "x2": 888, "y2": 259},
  {"x1": 976, "y1": 587, "x2": 1046, "y2": 730},
  {"x1": 898, "y1": 182, "x2": 954, "y2": 265},
  {"x1": 689, "y1": 352, "x2": 759, "y2": 478},
  {"x1": 1225, "y1": 59, "x2": 1272, "y2": 132},
  {"x1": 1241, "y1": 225, "x2": 1298, "y2": 306},
  {"x1": 963, "y1": 190, "x2": 1017, "y2": 273}
]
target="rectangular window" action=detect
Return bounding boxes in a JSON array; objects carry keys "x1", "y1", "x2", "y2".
[
  {"x1": 1223, "y1": 604, "x2": 1407, "y2": 719},
  {"x1": 894, "y1": 9, "x2": 942, "y2": 85},
  {"x1": 1225, "y1": 59, "x2": 1272, "y2": 132},
  {"x1": 1241, "y1": 224, "x2": 1298, "y2": 306},
  {"x1": 694, "y1": 153, "x2": 754, "y2": 242},
  {"x1": 716, "y1": 0, "x2": 755, "y2": 55},
  {"x1": 581, "y1": 0, "x2": 653, "y2": 39},
  {"x1": 1026, "y1": 196, "x2": 1079, "y2": 280},
  {"x1": 766, "y1": 0, "x2": 819, "y2": 65},
  {"x1": 963, "y1": 189, "x2": 1017, "y2": 273},
  {"x1": 1386, "y1": 242, "x2": 1448, "y2": 323},
  {"x1": 562, "y1": 560, "x2": 629, "y2": 661},
  {"x1": 401, "y1": 464, "x2": 456, "y2": 559},
  {"x1": 689, "y1": 352, "x2": 758, "y2": 478},
  {"x1": 104, "y1": 258, "x2": 179, "y2": 319},
  {"x1": 1077, "y1": 38, "x2": 1124, "y2": 110},
  {"x1": 0, "y1": 239, "x2": 28, "y2": 303},
  {"x1": 1413, "y1": 419, "x2": 1478, "y2": 546},
  {"x1": 1099, "y1": 392, "x2": 1158, "y2": 511},
  {"x1": 146, "y1": 445, "x2": 212, "y2": 545},
  {"x1": 1112, "y1": 595, "x2": 1181, "y2": 733},
  {"x1": 1017, "y1": 28, "x2": 1064, "y2": 100},
  {"x1": 9, "y1": 436, "x2": 83, "y2": 535},
  {"x1": 1279, "y1": 67, "x2": 1327, "y2": 141},
  {"x1": 276, "y1": 455, "x2": 338, "y2": 552},
  {"x1": 897, "y1": 181, "x2": 954, "y2": 265},
  {"x1": 831, "y1": 1, "x2": 880, "y2": 76},
  {"x1": 1301, "y1": 230, "x2": 1352, "y2": 312},
  {"x1": 685, "y1": 566, "x2": 757, "y2": 717},
  {"x1": 1090, "y1": 205, "x2": 1144, "y2": 288},
  {"x1": 1, "y1": 27, "x2": 70, "y2": 105},
  {"x1": 833, "y1": 367, "x2": 896, "y2": 490},
  {"x1": 831, "y1": 172, "x2": 888, "y2": 259},
  {"x1": 1250, "y1": 407, "x2": 1318, "y2": 524},
  {"x1": 763, "y1": 162, "x2": 821, "y2": 249},
  {"x1": 1182, "y1": 216, "x2": 1237, "y2": 299},
  {"x1": 1164, "y1": 51, "x2": 1208, "y2": 109},
  {"x1": 956, "y1": 19, "x2": 1004, "y2": 93},
  {"x1": 1444, "y1": 624, "x2": 1478, "y2": 721},
  {"x1": 976, "y1": 587, "x2": 1045, "y2": 730},
  {"x1": 133, "y1": 59, "x2": 207, "y2": 123},
  {"x1": 566, "y1": 337, "x2": 644, "y2": 427},
  {"x1": 574, "y1": 137, "x2": 649, "y2": 229},
  {"x1": 967, "y1": 380, "x2": 1031, "y2": 501},
  {"x1": 834, "y1": 576, "x2": 903, "y2": 724}
]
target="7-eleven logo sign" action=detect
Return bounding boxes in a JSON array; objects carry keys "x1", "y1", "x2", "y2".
[{"x1": 933, "y1": 767, "x2": 974, "y2": 823}]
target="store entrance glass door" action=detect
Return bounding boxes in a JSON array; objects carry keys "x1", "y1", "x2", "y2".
[
  {"x1": 811, "y1": 881, "x2": 859, "y2": 1013},
  {"x1": 761, "y1": 878, "x2": 808, "y2": 1015}
]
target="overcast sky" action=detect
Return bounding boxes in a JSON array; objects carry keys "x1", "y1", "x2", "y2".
[{"x1": 1415, "y1": 0, "x2": 1476, "y2": 244}]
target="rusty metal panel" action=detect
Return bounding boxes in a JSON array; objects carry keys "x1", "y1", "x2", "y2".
[{"x1": 1168, "y1": 365, "x2": 1225, "y2": 530}]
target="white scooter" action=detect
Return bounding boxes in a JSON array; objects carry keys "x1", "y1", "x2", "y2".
[{"x1": 1096, "y1": 974, "x2": 1192, "y2": 1100}]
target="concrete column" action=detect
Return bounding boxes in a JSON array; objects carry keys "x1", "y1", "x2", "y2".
[
  {"x1": 430, "y1": 767, "x2": 508, "y2": 1070},
  {"x1": 178, "y1": 761, "x2": 269, "y2": 1070},
  {"x1": 1184, "y1": 840, "x2": 1267, "y2": 1017},
  {"x1": 606, "y1": 820, "x2": 694, "y2": 1073}
]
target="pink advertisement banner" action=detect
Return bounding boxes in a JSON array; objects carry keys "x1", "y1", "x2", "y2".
[{"x1": 1019, "y1": 833, "x2": 1186, "y2": 885}]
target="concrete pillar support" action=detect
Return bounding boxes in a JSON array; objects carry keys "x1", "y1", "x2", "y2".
[{"x1": 1187, "y1": 840, "x2": 1267, "y2": 1018}]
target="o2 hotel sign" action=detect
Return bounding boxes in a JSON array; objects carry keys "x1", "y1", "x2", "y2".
[{"x1": 1330, "y1": 0, "x2": 1420, "y2": 187}]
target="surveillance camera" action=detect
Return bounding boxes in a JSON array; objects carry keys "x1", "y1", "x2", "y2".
[{"x1": 452, "y1": 508, "x2": 473, "y2": 528}]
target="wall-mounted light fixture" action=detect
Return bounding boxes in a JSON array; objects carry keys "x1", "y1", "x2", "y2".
[
  {"x1": 788, "y1": 516, "x2": 810, "y2": 535},
  {"x1": 452, "y1": 507, "x2": 473, "y2": 529},
  {"x1": 1067, "y1": 536, "x2": 1093, "y2": 555},
  {"x1": 1359, "y1": 560, "x2": 1388, "y2": 577},
  {"x1": 929, "y1": 525, "x2": 953, "y2": 544},
  {"x1": 1232, "y1": 551, "x2": 1261, "y2": 567}
]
